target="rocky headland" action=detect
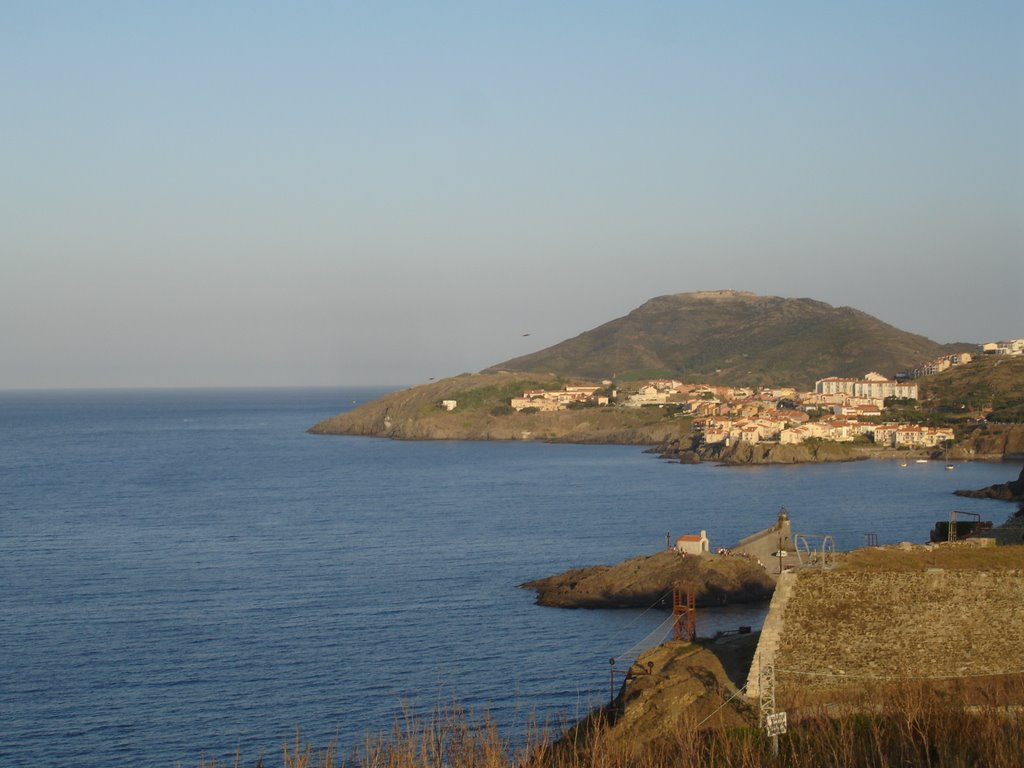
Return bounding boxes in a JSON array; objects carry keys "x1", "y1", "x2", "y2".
[
  {"x1": 519, "y1": 549, "x2": 775, "y2": 609},
  {"x1": 308, "y1": 373, "x2": 688, "y2": 444},
  {"x1": 954, "y1": 464, "x2": 1024, "y2": 501},
  {"x1": 308, "y1": 290, "x2": 1023, "y2": 464},
  {"x1": 310, "y1": 377, "x2": 1024, "y2": 464}
]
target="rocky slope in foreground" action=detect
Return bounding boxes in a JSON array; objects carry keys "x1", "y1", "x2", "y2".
[
  {"x1": 520, "y1": 550, "x2": 775, "y2": 609},
  {"x1": 562, "y1": 635, "x2": 759, "y2": 751}
]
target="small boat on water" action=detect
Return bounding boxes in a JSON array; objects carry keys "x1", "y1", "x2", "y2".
[
  {"x1": 945, "y1": 464, "x2": 955, "y2": 470},
  {"x1": 900, "y1": 462, "x2": 908, "y2": 467},
  {"x1": 915, "y1": 459, "x2": 929, "y2": 464}
]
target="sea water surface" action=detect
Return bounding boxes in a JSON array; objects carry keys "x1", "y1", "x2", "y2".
[{"x1": 0, "y1": 387, "x2": 1017, "y2": 766}]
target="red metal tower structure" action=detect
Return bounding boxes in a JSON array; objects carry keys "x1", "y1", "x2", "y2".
[{"x1": 672, "y1": 581, "x2": 696, "y2": 641}]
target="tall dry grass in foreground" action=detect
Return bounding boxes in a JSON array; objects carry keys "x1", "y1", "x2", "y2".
[{"x1": 197, "y1": 677, "x2": 1024, "y2": 768}]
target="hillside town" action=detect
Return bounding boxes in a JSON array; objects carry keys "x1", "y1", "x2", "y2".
[
  {"x1": 492, "y1": 339, "x2": 1024, "y2": 451},
  {"x1": 509, "y1": 385, "x2": 609, "y2": 411}
]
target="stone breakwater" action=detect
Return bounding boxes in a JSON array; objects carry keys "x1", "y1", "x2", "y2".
[{"x1": 771, "y1": 567, "x2": 1024, "y2": 693}]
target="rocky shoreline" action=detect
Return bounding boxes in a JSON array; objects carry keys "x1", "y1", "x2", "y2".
[
  {"x1": 522, "y1": 511, "x2": 792, "y2": 610},
  {"x1": 308, "y1": 372, "x2": 686, "y2": 445},
  {"x1": 520, "y1": 549, "x2": 776, "y2": 610},
  {"x1": 310, "y1": 374, "x2": 1024, "y2": 465},
  {"x1": 649, "y1": 437, "x2": 864, "y2": 466},
  {"x1": 954, "y1": 465, "x2": 1024, "y2": 501}
]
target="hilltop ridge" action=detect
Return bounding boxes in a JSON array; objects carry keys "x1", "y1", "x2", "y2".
[
  {"x1": 309, "y1": 291, "x2": 1023, "y2": 459},
  {"x1": 485, "y1": 291, "x2": 971, "y2": 390}
]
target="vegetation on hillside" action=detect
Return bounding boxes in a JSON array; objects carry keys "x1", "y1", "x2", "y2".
[
  {"x1": 837, "y1": 542, "x2": 1024, "y2": 572},
  {"x1": 614, "y1": 367, "x2": 682, "y2": 382},
  {"x1": 311, "y1": 301, "x2": 1021, "y2": 459},
  {"x1": 200, "y1": 679, "x2": 1024, "y2": 767},
  {"x1": 446, "y1": 378, "x2": 565, "y2": 411},
  {"x1": 918, "y1": 355, "x2": 1024, "y2": 423},
  {"x1": 484, "y1": 292, "x2": 971, "y2": 390},
  {"x1": 309, "y1": 372, "x2": 693, "y2": 444},
  {"x1": 310, "y1": 356, "x2": 1023, "y2": 458}
]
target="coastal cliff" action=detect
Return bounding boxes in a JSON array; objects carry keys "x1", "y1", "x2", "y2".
[
  {"x1": 947, "y1": 424, "x2": 1024, "y2": 462},
  {"x1": 308, "y1": 372, "x2": 691, "y2": 444},
  {"x1": 653, "y1": 437, "x2": 862, "y2": 465}
]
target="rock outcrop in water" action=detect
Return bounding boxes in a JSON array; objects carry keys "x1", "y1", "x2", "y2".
[
  {"x1": 954, "y1": 465, "x2": 1024, "y2": 501},
  {"x1": 519, "y1": 549, "x2": 775, "y2": 609}
]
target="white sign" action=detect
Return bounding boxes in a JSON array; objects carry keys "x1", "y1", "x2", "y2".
[{"x1": 764, "y1": 711, "x2": 788, "y2": 737}]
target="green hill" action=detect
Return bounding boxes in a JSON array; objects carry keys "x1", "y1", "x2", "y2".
[
  {"x1": 308, "y1": 371, "x2": 692, "y2": 444},
  {"x1": 485, "y1": 290, "x2": 971, "y2": 390},
  {"x1": 918, "y1": 355, "x2": 1024, "y2": 423}
]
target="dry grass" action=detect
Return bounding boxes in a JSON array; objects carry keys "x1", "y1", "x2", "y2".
[
  {"x1": 835, "y1": 542, "x2": 1024, "y2": 572},
  {"x1": 192, "y1": 677, "x2": 1024, "y2": 768}
]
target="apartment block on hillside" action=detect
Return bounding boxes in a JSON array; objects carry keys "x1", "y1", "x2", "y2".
[
  {"x1": 815, "y1": 373, "x2": 918, "y2": 400},
  {"x1": 981, "y1": 339, "x2": 1024, "y2": 356}
]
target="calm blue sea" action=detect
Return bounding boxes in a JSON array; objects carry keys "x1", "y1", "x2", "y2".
[{"x1": 0, "y1": 388, "x2": 1018, "y2": 766}]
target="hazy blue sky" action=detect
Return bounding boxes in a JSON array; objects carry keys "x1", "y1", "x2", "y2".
[{"x1": 3, "y1": 2, "x2": 1021, "y2": 388}]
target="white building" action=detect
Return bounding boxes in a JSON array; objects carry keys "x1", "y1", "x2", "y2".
[
  {"x1": 981, "y1": 339, "x2": 1024, "y2": 356},
  {"x1": 903, "y1": 352, "x2": 973, "y2": 379},
  {"x1": 894, "y1": 425, "x2": 955, "y2": 448},
  {"x1": 675, "y1": 530, "x2": 710, "y2": 555},
  {"x1": 625, "y1": 385, "x2": 669, "y2": 406},
  {"x1": 815, "y1": 375, "x2": 918, "y2": 400}
]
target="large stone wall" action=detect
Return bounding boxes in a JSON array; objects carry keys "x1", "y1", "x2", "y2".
[
  {"x1": 745, "y1": 570, "x2": 795, "y2": 699},
  {"x1": 771, "y1": 568, "x2": 1024, "y2": 693}
]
